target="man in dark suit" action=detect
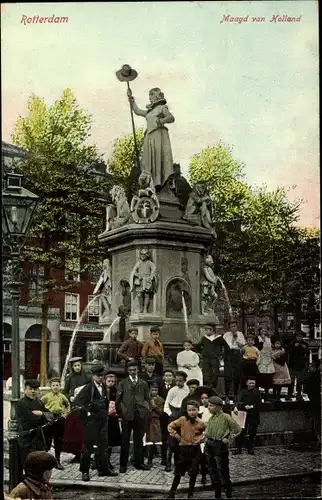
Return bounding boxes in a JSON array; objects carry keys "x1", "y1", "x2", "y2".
[
  {"x1": 74, "y1": 364, "x2": 118, "y2": 481},
  {"x1": 116, "y1": 360, "x2": 150, "y2": 473},
  {"x1": 16, "y1": 379, "x2": 48, "y2": 481}
]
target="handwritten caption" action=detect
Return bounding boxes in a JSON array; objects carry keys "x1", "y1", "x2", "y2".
[{"x1": 220, "y1": 14, "x2": 302, "y2": 24}]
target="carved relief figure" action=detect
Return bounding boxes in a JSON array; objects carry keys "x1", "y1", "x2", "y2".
[
  {"x1": 183, "y1": 182, "x2": 217, "y2": 237},
  {"x1": 105, "y1": 185, "x2": 132, "y2": 231},
  {"x1": 130, "y1": 171, "x2": 160, "y2": 223},
  {"x1": 201, "y1": 254, "x2": 221, "y2": 316},
  {"x1": 127, "y1": 87, "x2": 175, "y2": 189},
  {"x1": 130, "y1": 249, "x2": 158, "y2": 314},
  {"x1": 93, "y1": 258, "x2": 112, "y2": 317},
  {"x1": 166, "y1": 279, "x2": 192, "y2": 318}
]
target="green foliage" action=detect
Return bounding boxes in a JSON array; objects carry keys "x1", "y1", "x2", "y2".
[
  {"x1": 188, "y1": 143, "x2": 320, "y2": 318},
  {"x1": 107, "y1": 129, "x2": 144, "y2": 178},
  {"x1": 189, "y1": 143, "x2": 250, "y2": 220},
  {"x1": 11, "y1": 89, "x2": 112, "y2": 303}
]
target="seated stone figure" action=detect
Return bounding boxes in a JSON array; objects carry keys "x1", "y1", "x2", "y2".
[
  {"x1": 105, "y1": 185, "x2": 132, "y2": 231},
  {"x1": 168, "y1": 163, "x2": 192, "y2": 209},
  {"x1": 183, "y1": 181, "x2": 217, "y2": 237}
]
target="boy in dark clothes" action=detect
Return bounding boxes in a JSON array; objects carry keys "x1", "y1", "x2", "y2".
[
  {"x1": 140, "y1": 357, "x2": 163, "y2": 388},
  {"x1": 304, "y1": 361, "x2": 321, "y2": 445},
  {"x1": 195, "y1": 324, "x2": 230, "y2": 391},
  {"x1": 287, "y1": 332, "x2": 309, "y2": 400},
  {"x1": 180, "y1": 379, "x2": 200, "y2": 416},
  {"x1": 117, "y1": 327, "x2": 143, "y2": 365},
  {"x1": 232, "y1": 375, "x2": 261, "y2": 455},
  {"x1": 159, "y1": 370, "x2": 175, "y2": 465}
]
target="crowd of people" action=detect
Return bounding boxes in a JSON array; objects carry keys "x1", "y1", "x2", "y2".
[{"x1": 7, "y1": 322, "x2": 321, "y2": 500}]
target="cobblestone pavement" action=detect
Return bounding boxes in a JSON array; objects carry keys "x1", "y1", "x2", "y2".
[
  {"x1": 52, "y1": 474, "x2": 321, "y2": 499},
  {"x1": 9, "y1": 445, "x2": 317, "y2": 493}
]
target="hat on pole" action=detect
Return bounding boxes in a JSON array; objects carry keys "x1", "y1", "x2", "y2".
[{"x1": 116, "y1": 64, "x2": 138, "y2": 82}]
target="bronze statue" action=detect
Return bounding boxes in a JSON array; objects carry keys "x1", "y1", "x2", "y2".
[
  {"x1": 130, "y1": 249, "x2": 158, "y2": 314},
  {"x1": 127, "y1": 87, "x2": 175, "y2": 190}
]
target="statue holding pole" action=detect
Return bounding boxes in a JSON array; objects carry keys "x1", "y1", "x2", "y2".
[{"x1": 116, "y1": 64, "x2": 175, "y2": 190}]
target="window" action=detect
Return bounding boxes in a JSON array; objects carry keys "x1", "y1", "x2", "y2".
[
  {"x1": 65, "y1": 256, "x2": 80, "y2": 282},
  {"x1": 65, "y1": 293, "x2": 79, "y2": 321},
  {"x1": 29, "y1": 264, "x2": 45, "y2": 301},
  {"x1": 4, "y1": 342, "x2": 11, "y2": 353},
  {"x1": 88, "y1": 295, "x2": 100, "y2": 323}
]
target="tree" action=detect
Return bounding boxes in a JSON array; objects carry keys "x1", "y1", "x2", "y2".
[
  {"x1": 107, "y1": 129, "x2": 144, "y2": 199},
  {"x1": 11, "y1": 89, "x2": 113, "y2": 384},
  {"x1": 188, "y1": 143, "x2": 320, "y2": 332}
]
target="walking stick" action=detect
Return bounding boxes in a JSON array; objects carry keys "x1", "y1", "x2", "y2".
[{"x1": 116, "y1": 64, "x2": 141, "y2": 176}]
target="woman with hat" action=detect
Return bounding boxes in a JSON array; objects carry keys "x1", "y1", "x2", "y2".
[
  {"x1": 103, "y1": 370, "x2": 121, "y2": 471},
  {"x1": 127, "y1": 87, "x2": 175, "y2": 190},
  {"x1": 74, "y1": 364, "x2": 117, "y2": 481},
  {"x1": 8, "y1": 451, "x2": 57, "y2": 499},
  {"x1": 62, "y1": 357, "x2": 91, "y2": 463}
]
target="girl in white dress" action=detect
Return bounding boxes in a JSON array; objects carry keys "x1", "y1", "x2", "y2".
[{"x1": 176, "y1": 339, "x2": 203, "y2": 385}]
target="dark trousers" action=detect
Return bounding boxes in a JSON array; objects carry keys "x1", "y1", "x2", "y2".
[
  {"x1": 203, "y1": 359, "x2": 220, "y2": 390},
  {"x1": 45, "y1": 417, "x2": 65, "y2": 461},
  {"x1": 155, "y1": 360, "x2": 163, "y2": 376},
  {"x1": 205, "y1": 440, "x2": 232, "y2": 494},
  {"x1": 120, "y1": 415, "x2": 145, "y2": 468},
  {"x1": 160, "y1": 413, "x2": 169, "y2": 462},
  {"x1": 80, "y1": 420, "x2": 109, "y2": 474},
  {"x1": 235, "y1": 416, "x2": 259, "y2": 451},
  {"x1": 288, "y1": 368, "x2": 306, "y2": 397},
  {"x1": 200, "y1": 451, "x2": 208, "y2": 478}
]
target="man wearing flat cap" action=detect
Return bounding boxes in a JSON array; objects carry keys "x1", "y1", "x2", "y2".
[
  {"x1": 204, "y1": 396, "x2": 241, "y2": 499},
  {"x1": 15, "y1": 379, "x2": 48, "y2": 480},
  {"x1": 74, "y1": 364, "x2": 117, "y2": 481},
  {"x1": 140, "y1": 357, "x2": 162, "y2": 388}
]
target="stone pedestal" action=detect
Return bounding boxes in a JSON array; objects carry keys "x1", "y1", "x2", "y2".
[{"x1": 98, "y1": 219, "x2": 214, "y2": 342}]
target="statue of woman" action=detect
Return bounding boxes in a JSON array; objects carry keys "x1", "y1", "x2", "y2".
[
  {"x1": 93, "y1": 258, "x2": 112, "y2": 317},
  {"x1": 127, "y1": 87, "x2": 175, "y2": 190}
]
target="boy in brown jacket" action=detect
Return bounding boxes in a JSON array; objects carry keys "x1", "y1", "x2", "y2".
[
  {"x1": 117, "y1": 327, "x2": 143, "y2": 365},
  {"x1": 167, "y1": 400, "x2": 205, "y2": 499},
  {"x1": 142, "y1": 326, "x2": 164, "y2": 375}
]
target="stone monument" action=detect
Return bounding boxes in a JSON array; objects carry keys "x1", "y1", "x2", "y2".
[{"x1": 87, "y1": 64, "x2": 220, "y2": 367}]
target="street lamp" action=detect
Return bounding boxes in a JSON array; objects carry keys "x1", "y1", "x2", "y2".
[{"x1": 2, "y1": 171, "x2": 39, "y2": 490}]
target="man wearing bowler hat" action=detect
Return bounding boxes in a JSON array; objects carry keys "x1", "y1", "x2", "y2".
[
  {"x1": 204, "y1": 396, "x2": 241, "y2": 499},
  {"x1": 15, "y1": 379, "x2": 48, "y2": 480},
  {"x1": 74, "y1": 364, "x2": 118, "y2": 481}
]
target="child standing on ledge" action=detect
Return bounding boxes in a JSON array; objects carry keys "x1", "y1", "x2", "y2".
[
  {"x1": 142, "y1": 326, "x2": 164, "y2": 375},
  {"x1": 240, "y1": 335, "x2": 260, "y2": 388},
  {"x1": 176, "y1": 339, "x2": 203, "y2": 385}
]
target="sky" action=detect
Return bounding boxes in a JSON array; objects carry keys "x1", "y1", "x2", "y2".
[{"x1": 1, "y1": 1, "x2": 319, "y2": 227}]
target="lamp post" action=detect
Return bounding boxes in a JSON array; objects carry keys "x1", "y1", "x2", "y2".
[{"x1": 2, "y1": 171, "x2": 39, "y2": 490}]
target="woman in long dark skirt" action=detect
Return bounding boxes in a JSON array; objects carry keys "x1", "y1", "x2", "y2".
[
  {"x1": 104, "y1": 370, "x2": 121, "y2": 470},
  {"x1": 62, "y1": 357, "x2": 91, "y2": 462}
]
